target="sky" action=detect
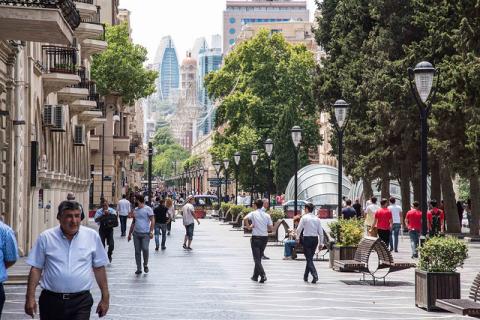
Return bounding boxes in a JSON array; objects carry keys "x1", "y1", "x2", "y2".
[{"x1": 119, "y1": 0, "x2": 318, "y2": 64}]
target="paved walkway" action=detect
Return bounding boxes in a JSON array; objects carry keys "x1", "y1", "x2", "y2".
[{"x1": 3, "y1": 218, "x2": 476, "y2": 319}]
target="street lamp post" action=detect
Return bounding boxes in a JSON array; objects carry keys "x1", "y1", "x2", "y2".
[
  {"x1": 291, "y1": 126, "x2": 302, "y2": 217},
  {"x1": 223, "y1": 159, "x2": 230, "y2": 203},
  {"x1": 408, "y1": 61, "x2": 439, "y2": 238},
  {"x1": 234, "y1": 152, "x2": 241, "y2": 205},
  {"x1": 250, "y1": 150, "x2": 259, "y2": 207},
  {"x1": 192, "y1": 169, "x2": 196, "y2": 195},
  {"x1": 264, "y1": 139, "x2": 273, "y2": 208},
  {"x1": 213, "y1": 161, "x2": 222, "y2": 213},
  {"x1": 333, "y1": 99, "x2": 351, "y2": 217},
  {"x1": 148, "y1": 142, "x2": 153, "y2": 206}
]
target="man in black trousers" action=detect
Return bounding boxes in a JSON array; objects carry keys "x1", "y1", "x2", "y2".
[
  {"x1": 243, "y1": 199, "x2": 273, "y2": 283},
  {"x1": 296, "y1": 203, "x2": 324, "y2": 283}
]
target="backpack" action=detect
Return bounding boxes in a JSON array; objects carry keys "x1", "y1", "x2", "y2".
[
  {"x1": 100, "y1": 214, "x2": 118, "y2": 229},
  {"x1": 431, "y1": 208, "x2": 441, "y2": 235}
]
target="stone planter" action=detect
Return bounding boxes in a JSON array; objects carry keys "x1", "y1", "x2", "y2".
[
  {"x1": 329, "y1": 245, "x2": 357, "y2": 269},
  {"x1": 415, "y1": 269, "x2": 460, "y2": 311}
]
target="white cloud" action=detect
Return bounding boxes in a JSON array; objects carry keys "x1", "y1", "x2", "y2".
[{"x1": 119, "y1": 0, "x2": 318, "y2": 63}]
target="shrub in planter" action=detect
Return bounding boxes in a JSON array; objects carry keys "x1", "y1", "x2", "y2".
[
  {"x1": 220, "y1": 203, "x2": 233, "y2": 216},
  {"x1": 415, "y1": 236, "x2": 468, "y2": 311},
  {"x1": 328, "y1": 218, "x2": 364, "y2": 269},
  {"x1": 269, "y1": 209, "x2": 285, "y2": 224},
  {"x1": 241, "y1": 207, "x2": 253, "y2": 217},
  {"x1": 230, "y1": 205, "x2": 244, "y2": 218},
  {"x1": 328, "y1": 218, "x2": 364, "y2": 247}
]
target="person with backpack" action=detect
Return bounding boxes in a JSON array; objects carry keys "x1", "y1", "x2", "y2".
[
  {"x1": 427, "y1": 199, "x2": 445, "y2": 236},
  {"x1": 94, "y1": 200, "x2": 118, "y2": 263}
]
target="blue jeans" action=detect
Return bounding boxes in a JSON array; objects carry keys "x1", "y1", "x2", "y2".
[
  {"x1": 389, "y1": 223, "x2": 401, "y2": 251},
  {"x1": 284, "y1": 240, "x2": 297, "y2": 257},
  {"x1": 409, "y1": 230, "x2": 420, "y2": 256},
  {"x1": 154, "y1": 223, "x2": 167, "y2": 248}
]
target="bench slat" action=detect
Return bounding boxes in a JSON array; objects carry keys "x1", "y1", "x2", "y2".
[{"x1": 436, "y1": 299, "x2": 480, "y2": 316}]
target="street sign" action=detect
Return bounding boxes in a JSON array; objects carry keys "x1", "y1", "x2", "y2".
[
  {"x1": 103, "y1": 176, "x2": 112, "y2": 181},
  {"x1": 91, "y1": 171, "x2": 102, "y2": 176},
  {"x1": 207, "y1": 178, "x2": 233, "y2": 184}
]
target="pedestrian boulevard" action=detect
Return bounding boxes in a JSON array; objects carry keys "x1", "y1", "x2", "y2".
[{"x1": 3, "y1": 219, "x2": 476, "y2": 319}]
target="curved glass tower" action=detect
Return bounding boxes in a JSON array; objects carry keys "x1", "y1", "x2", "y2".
[{"x1": 154, "y1": 36, "x2": 180, "y2": 101}]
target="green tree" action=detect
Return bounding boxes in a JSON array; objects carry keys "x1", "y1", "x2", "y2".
[
  {"x1": 149, "y1": 127, "x2": 189, "y2": 177},
  {"x1": 91, "y1": 23, "x2": 157, "y2": 105},
  {"x1": 205, "y1": 30, "x2": 320, "y2": 193}
]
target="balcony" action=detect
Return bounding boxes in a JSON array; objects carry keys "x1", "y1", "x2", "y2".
[
  {"x1": 58, "y1": 67, "x2": 89, "y2": 104},
  {"x1": 78, "y1": 109, "x2": 103, "y2": 125},
  {"x1": 85, "y1": 117, "x2": 106, "y2": 130},
  {"x1": 41, "y1": 45, "x2": 80, "y2": 94},
  {"x1": 75, "y1": 6, "x2": 104, "y2": 41},
  {"x1": 81, "y1": 37, "x2": 107, "y2": 59},
  {"x1": 113, "y1": 136, "x2": 130, "y2": 155},
  {"x1": 0, "y1": 0, "x2": 80, "y2": 44},
  {"x1": 73, "y1": 0, "x2": 97, "y2": 20}
]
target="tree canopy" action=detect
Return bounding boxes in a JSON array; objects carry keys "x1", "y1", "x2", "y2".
[
  {"x1": 150, "y1": 127, "x2": 189, "y2": 177},
  {"x1": 91, "y1": 23, "x2": 157, "y2": 105},
  {"x1": 314, "y1": 0, "x2": 480, "y2": 234},
  {"x1": 205, "y1": 30, "x2": 320, "y2": 193}
]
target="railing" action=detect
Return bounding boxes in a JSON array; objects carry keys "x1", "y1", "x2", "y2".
[
  {"x1": 41, "y1": 45, "x2": 77, "y2": 74},
  {"x1": 96, "y1": 100, "x2": 106, "y2": 117},
  {"x1": 80, "y1": 5, "x2": 100, "y2": 23},
  {"x1": 0, "y1": 0, "x2": 81, "y2": 29},
  {"x1": 70, "y1": 66, "x2": 88, "y2": 88},
  {"x1": 74, "y1": 0, "x2": 93, "y2": 4}
]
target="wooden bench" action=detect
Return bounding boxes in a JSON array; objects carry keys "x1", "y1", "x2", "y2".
[
  {"x1": 229, "y1": 214, "x2": 243, "y2": 228},
  {"x1": 334, "y1": 236, "x2": 415, "y2": 284},
  {"x1": 436, "y1": 273, "x2": 480, "y2": 317},
  {"x1": 267, "y1": 219, "x2": 289, "y2": 243},
  {"x1": 220, "y1": 211, "x2": 233, "y2": 223},
  {"x1": 292, "y1": 229, "x2": 331, "y2": 261}
]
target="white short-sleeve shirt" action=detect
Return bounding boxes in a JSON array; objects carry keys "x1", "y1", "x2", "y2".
[
  {"x1": 26, "y1": 226, "x2": 108, "y2": 293},
  {"x1": 245, "y1": 209, "x2": 273, "y2": 236}
]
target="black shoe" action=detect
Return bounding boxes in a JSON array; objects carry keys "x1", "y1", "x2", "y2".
[
  {"x1": 183, "y1": 244, "x2": 187, "y2": 249},
  {"x1": 250, "y1": 276, "x2": 258, "y2": 282},
  {"x1": 144, "y1": 266, "x2": 149, "y2": 273},
  {"x1": 259, "y1": 276, "x2": 267, "y2": 283},
  {"x1": 304, "y1": 277, "x2": 308, "y2": 282},
  {"x1": 187, "y1": 247, "x2": 192, "y2": 250},
  {"x1": 108, "y1": 255, "x2": 112, "y2": 263},
  {"x1": 135, "y1": 270, "x2": 142, "y2": 275},
  {"x1": 167, "y1": 232, "x2": 170, "y2": 236},
  {"x1": 312, "y1": 278, "x2": 318, "y2": 284},
  {"x1": 389, "y1": 248, "x2": 393, "y2": 252},
  {"x1": 394, "y1": 250, "x2": 398, "y2": 253},
  {"x1": 262, "y1": 255, "x2": 270, "y2": 260},
  {"x1": 161, "y1": 246, "x2": 166, "y2": 250}
]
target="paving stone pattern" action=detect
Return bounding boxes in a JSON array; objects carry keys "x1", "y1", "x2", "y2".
[{"x1": 3, "y1": 218, "x2": 476, "y2": 319}]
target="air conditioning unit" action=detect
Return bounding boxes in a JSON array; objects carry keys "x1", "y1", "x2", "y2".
[
  {"x1": 73, "y1": 125, "x2": 85, "y2": 146},
  {"x1": 51, "y1": 105, "x2": 66, "y2": 132},
  {"x1": 42, "y1": 105, "x2": 55, "y2": 127}
]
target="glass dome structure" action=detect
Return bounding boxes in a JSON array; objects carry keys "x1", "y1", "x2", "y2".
[{"x1": 285, "y1": 164, "x2": 352, "y2": 207}]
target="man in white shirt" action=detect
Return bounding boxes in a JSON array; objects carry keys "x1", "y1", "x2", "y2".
[
  {"x1": 296, "y1": 203, "x2": 324, "y2": 283},
  {"x1": 117, "y1": 194, "x2": 131, "y2": 237},
  {"x1": 243, "y1": 199, "x2": 273, "y2": 283},
  {"x1": 25, "y1": 200, "x2": 110, "y2": 319},
  {"x1": 182, "y1": 196, "x2": 200, "y2": 250},
  {"x1": 365, "y1": 197, "x2": 380, "y2": 236},
  {"x1": 388, "y1": 197, "x2": 402, "y2": 252}
]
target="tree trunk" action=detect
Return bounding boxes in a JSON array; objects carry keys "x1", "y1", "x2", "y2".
[
  {"x1": 363, "y1": 178, "x2": 373, "y2": 203},
  {"x1": 440, "y1": 163, "x2": 460, "y2": 233},
  {"x1": 412, "y1": 172, "x2": 421, "y2": 203},
  {"x1": 399, "y1": 162, "x2": 410, "y2": 227},
  {"x1": 381, "y1": 168, "x2": 390, "y2": 199},
  {"x1": 430, "y1": 159, "x2": 441, "y2": 202},
  {"x1": 469, "y1": 173, "x2": 480, "y2": 236}
]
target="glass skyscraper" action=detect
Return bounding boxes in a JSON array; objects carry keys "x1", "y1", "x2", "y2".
[
  {"x1": 153, "y1": 36, "x2": 180, "y2": 101},
  {"x1": 196, "y1": 35, "x2": 223, "y2": 136}
]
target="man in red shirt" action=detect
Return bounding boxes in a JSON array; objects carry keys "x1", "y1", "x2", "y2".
[
  {"x1": 427, "y1": 199, "x2": 445, "y2": 236},
  {"x1": 373, "y1": 199, "x2": 393, "y2": 247},
  {"x1": 405, "y1": 201, "x2": 422, "y2": 258}
]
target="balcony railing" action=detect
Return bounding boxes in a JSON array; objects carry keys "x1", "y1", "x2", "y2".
[
  {"x1": 80, "y1": 5, "x2": 100, "y2": 23},
  {"x1": 129, "y1": 144, "x2": 137, "y2": 154},
  {"x1": 41, "y1": 45, "x2": 77, "y2": 74},
  {"x1": 69, "y1": 66, "x2": 88, "y2": 88},
  {"x1": 0, "y1": 0, "x2": 81, "y2": 29}
]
